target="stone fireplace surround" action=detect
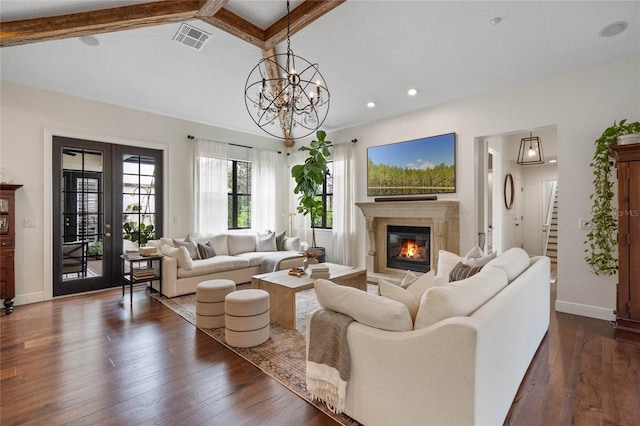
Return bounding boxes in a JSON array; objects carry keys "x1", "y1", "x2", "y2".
[{"x1": 356, "y1": 200, "x2": 459, "y2": 275}]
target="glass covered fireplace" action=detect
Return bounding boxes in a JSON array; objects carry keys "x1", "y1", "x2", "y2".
[{"x1": 386, "y1": 225, "x2": 431, "y2": 272}]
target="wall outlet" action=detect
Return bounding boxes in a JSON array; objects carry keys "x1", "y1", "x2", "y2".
[{"x1": 24, "y1": 218, "x2": 37, "y2": 228}]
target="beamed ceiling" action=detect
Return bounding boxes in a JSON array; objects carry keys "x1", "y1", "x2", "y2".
[{"x1": 1, "y1": 1, "x2": 639, "y2": 142}]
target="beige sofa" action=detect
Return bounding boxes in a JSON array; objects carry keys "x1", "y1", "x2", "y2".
[
  {"x1": 307, "y1": 247, "x2": 550, "y2": 426},
  {"x1": 149, "y1": 232, "x2": 304, "y2": 297}
]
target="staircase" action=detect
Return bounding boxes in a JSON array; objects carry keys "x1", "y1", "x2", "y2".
[{"x1": 545, "y1": 188, "x2": 558, "y2": 273}]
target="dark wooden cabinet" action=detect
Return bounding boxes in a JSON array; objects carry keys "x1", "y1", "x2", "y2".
[
  {"x1": 610, "y1": 143, "x2": 640, "y2": 343},
  {"x1": 1, "y1": 184, "x2": 22, "y2": 315}
]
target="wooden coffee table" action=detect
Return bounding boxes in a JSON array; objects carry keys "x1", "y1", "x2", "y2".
[{"x1": 251, "y1": 263, "x2": 367, "y2": 329}]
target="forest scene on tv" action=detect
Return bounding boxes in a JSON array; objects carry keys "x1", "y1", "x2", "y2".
[{"x1": 367, "y1": 133, "x2": 456, "y2": 196}]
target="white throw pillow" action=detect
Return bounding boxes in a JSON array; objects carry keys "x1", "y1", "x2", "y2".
[
  {"x1": 227, "y1": 233, "x2": 257, "y2": 255},
  {"x1": 405, "y1": 270, "x2": 447, "y2": 300},
  {"x1": 462, "y1": 245, "x2": 497, "y2": 268},
  {"x1": 436, "y1": 250, "x2": 461, "y2": 279},
  {"x1": 173, "y1": 237, "x2": 199, "y2": 260},
  {"x1": 399, "y1": 270, "x2": 419, "y2": 288},
  {"x1": 256, "y1": 231, "x2": 277, "y2": 252},
  {"x1": 379, "y1": 278, "x2": 419, "y2": 321},
  {"x1": 283, "y1": 236, "x2": 301, "y2": 252},
  {"x1": 161, "y1": 245, "x2": 193, "y2": 270},
  {"x1": 315, "y1": 279, "x2": 413, "y2": 332},
  {"x1": 483, "y1": 247, "x2": 531, "y2": 282},
  {"x1": 413, "y1": 267, "x2": 508, "y2": 329}
]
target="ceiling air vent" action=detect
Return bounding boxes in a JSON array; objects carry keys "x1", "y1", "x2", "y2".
[{"x1": 173, "y1": 23, "x2": 210, "y2": 50}]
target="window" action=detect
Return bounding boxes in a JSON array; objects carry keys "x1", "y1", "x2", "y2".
[
  {"x1": 312, "y1": 161, "x2": 333, "y2": 229},
  {"x1": 228, "y1": 160, "x2": 251, "y2": 229}
]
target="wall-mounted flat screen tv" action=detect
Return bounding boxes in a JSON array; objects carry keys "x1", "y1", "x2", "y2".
[{"x1": 367, "y1": 132, "x2": 456, "y2": 196}]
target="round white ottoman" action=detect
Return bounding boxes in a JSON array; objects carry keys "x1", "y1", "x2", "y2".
[
  {"x1": 196, "y1": 279, "x2": 236, "y2": 328},
  {"x1": 225, "y1": 289, "x2": 270, "y2": 347}
]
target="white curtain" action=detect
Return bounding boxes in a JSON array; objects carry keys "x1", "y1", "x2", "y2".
[
  {"x1": 194, "y1": 138, "x2": 228, "y2": 235},
  {"x1": 288, "y1": 149, "x2": 312, "y2": 245},
  {"x1": 251, "y1": 148, "x2": 279, "y2": 233},
  {"x1": 331, "y1": 142, "x2": 356, "y2": 266}
]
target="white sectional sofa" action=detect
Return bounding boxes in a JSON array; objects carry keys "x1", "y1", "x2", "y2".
[
  {"x1": 307, "y1": 247, "x2": 550, "y2": 426},
  {"x1": 149, "y1": 232, "x2": 304, "y2": 298}
]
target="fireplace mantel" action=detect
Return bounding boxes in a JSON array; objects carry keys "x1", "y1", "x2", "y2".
[{"x1": 356, "y1": 200, "x2": 459, "y2": 274}]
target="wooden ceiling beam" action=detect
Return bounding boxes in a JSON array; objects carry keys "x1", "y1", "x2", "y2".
[
  {"x1": 0, "y1": 1, "x2": 204, "y2": 48},
  {"x1": 196, "y1": 0, "x2": 229, "y2": 18},
  {"x1": 197, "y1": 8, "x2": 266, "y2": 49},
  {"x1": 260, "y1": 47, "x2": 294, "y2": 146},
  {"x1": 263, "y1": 0, "x2": 346, "y2": 50}
]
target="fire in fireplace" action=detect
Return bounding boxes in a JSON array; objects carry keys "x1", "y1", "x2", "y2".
[{"x1": 386, "y1": 225, "x2": 431, "y2": 272}]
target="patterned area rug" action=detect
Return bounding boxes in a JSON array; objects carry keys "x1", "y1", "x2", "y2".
[{"x1": 150, "y1": 284, "x2": 375, "y2": 426}]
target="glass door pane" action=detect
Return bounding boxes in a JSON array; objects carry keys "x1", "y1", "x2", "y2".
[
  {"x1": 61, "y1": 149, "x2": 104, "y2": 281},
  {"x1": 122, "y1": 155, "x2": 157, "y2": 253}
]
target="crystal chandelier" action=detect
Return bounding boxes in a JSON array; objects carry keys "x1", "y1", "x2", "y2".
[{"x1": 244, "y1": 0, "x2": 330, "y2": 141}]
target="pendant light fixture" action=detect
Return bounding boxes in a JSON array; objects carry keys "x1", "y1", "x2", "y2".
[
  {"x1": 517, "y1": 132, "x2": 545, "y2": 165},
  {"x1": 244, "y1": 0, "x2": 330, "y2": 141}
]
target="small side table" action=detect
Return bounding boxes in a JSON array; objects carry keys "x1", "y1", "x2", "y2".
[{"x1": 120, "y1": 254, "x2": 163, "y2": 305}]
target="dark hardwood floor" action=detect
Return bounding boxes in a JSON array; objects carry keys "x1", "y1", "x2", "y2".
[
  {"x1": 0, "y1": 286, "x2": 337, "y2": 425},
  {"x1": 1, "y1": 282, "x2": 639, "y2": 425}
]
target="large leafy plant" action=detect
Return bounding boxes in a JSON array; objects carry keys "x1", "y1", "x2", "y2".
[
  {"x1": 585, "y1": 119, "x2": 640, "y2": 275},
  {"x1": 291, "y1": 130, "x2": 331, "y2": 248},
  {"x1": 123, "y1": 221, "x2": 155, "y2": 247}
]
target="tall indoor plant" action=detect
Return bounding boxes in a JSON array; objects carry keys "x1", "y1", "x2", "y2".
[
  {"x1": 585, "y1": 119, "x2": 640, "y2": 275},
  {"x1": 291, "y1": 130, "x2": 331, "y2": 250}
]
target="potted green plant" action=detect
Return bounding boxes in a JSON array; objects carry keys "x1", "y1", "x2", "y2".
[
  {"x1": 291, "y1": 130, "x2": 331, "y2": 254},
  {"x1": 123, "y1": 221, "x2": 155, "y2": 247},
  {"x1": 87, "y1": 240, "x2": 103, "y2": 259},
  {"x1": 584, "y1": 119, "x2": 640, "y2": 275}
]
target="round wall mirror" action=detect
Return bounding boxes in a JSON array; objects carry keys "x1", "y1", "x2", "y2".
[{"x1": 504, "y1": 173, "x2": 514, "y2": 210}]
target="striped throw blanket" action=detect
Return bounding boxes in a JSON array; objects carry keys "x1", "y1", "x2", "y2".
[{"x1": 306, "y1": 309, "x2": 354, "y2": 414}]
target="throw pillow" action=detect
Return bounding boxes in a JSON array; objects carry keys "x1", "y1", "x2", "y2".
[
  {"x1": 173, "y1": 237, "x2": 199, "y2": 260},
  {"x1": 400, "y1": 270, "x2": 418, "y2": 289},
  {"x1": 461, "y1": 245, "x2": 497, "y2": 268},
  {"x1": 283, "y1": 236, "x2": 301, "y2": 252},
  {"x1": 197, "y1": 241, "x2": 216, "y2": 259},
  {"x1": 379, "y1": 278, "x2": 419, "y2": 321},
  {"x1": 161, "y1": 245, "x2": 193, "y2": 270},
  {"x1": 276, "y1": 230, "x2": 286, "y2": 251},
  {"x1": 436, "y1": 250, "x2": 462, "y2": 280},
  {"x1": 256, "y1": 231, "x2": 277, "y2": 252},
  {"x1": 414, "y1": 266, "x2": 509, "y2": 329},
  {"x1": 405, "y1": 270, "x2": 447, "y2": 300},
  {"x1": 449, "y1": 262, "x2": 483, "y2": 282},
  {"x1": 315, "y1": 279, "x2": 413, "y2": 332}
]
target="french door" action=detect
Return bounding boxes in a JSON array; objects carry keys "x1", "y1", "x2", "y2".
[{"x1": 52, "y1": 136, "x2": 163, "y2": 297}]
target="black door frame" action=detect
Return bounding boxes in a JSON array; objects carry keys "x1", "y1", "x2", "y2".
[{"x1": 52, "y1": 137, "x2": 163, "y2": 296}]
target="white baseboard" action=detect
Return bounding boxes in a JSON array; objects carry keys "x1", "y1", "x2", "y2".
[
  {"x1": 555, "y1": 300, "x2": 615, "y2": 321},
  {"x1": 13, "y1": 292, "x2": 46, "y2": 307}
]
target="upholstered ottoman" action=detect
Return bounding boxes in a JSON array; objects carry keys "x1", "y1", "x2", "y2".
[
  {"x1": 225, "y1": 289, "x2": 270, "y2": 347},
  {"x1": 196, "y1": 279, "x2": 236, "y2": 328}
]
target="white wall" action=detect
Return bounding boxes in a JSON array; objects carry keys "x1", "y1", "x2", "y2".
[
  {"x1": 0, "y1": 82, "x2": 286, "y2": 305},
  {"x1": 330, "y1": 56, "x2": 640, "y2": 321},
  {"x1": 2, "y1": 56, "x2": 639, "y2": 320}
]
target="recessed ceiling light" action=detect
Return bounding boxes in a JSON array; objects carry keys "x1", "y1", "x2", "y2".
[
  {"x1": 367, "y1": 101, "x2": 376, "y2": 108},
  {"x1": 549, "y1": 159, "x2": 557, "y2": 164},
  {"x1": 599, "y1": 21, "x2": 628, "y2": 37},
  {"x1": 490, "y1": 17, "x2": 502, "y2": 25},
  {"x1": 407, "y1": 88, "x2": 419, "y2": 96},
  {"x1": 79, "y1": 35, "x2": 99, "y2": 47}
]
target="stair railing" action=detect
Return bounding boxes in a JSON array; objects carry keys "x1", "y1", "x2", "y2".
[{"x1": 543, "y1": 181, "x2": 558, "y2": 254}]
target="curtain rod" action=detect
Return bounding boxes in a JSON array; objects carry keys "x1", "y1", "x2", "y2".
[{"x1": 187, "y1": 135, "x2": 282, "y2": 154}]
